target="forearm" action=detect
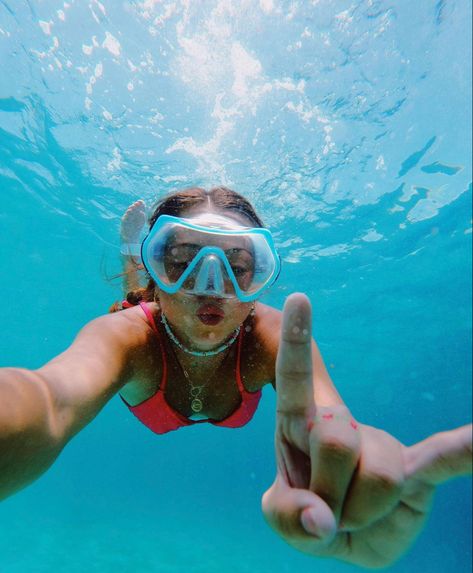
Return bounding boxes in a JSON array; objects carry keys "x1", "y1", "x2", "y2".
[
  {"x1": 0, "y1": 310, "x2": 150, "y2": 501},
  {"x1": 0, "y1": 368, "x2": 64, "y2": 501}
]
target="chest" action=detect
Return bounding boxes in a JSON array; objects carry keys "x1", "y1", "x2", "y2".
[
  {"x1": 163, "y1": 347, "x2": 244, "y2": 420},
  {"x1": 120, "y1": 325, "x2": 271, "y2": 418}
]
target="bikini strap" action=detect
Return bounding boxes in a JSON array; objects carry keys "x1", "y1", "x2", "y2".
[
  {"x1": 139, "y1": 301, "x2": 159, "y2": 332},
  {"x1": 235, "y1": 325, "x2": 246, "y2": 393}
]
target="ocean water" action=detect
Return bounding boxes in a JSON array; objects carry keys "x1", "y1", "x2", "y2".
[{"x1": 0, "y1": 1, "x2": 471, "y2": 572}]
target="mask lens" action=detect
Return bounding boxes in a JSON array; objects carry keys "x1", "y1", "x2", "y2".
[
  {"x1": 224, "y1": 248, "x2": 255, "y2": 290},
  {"x1": 163, "y1": 243, "x2": 199, "y2": 282}
]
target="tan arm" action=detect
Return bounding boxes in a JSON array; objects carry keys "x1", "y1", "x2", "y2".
[
  {"x1": 121, "y1": 254, "x2": 144, "y2": 293},
  {"x1": 0, "y1": 308, "x2": 152, "y2": 501},
  {"x1": 0, "y1": 368, "x2": 64, "y2": 500}
]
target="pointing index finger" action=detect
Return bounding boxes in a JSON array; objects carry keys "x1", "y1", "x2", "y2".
[{"x1": 276, "y1": 293, "x2": 315, "y2": 418}]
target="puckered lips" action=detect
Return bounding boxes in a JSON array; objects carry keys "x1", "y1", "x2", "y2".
[{"x1": 196, "y1": 303, "x2": 225, "y2": 325}]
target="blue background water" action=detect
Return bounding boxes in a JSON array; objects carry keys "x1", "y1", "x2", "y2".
[{"x1": 0, "y1": 1, "x2": 471, "y2": 572}]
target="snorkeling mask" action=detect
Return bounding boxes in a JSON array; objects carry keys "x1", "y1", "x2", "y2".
[{"x1": 141, "y1": 213, "x2": 281, "y2": 302}]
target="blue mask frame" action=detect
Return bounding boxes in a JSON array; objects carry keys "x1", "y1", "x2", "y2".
[{"x1": 141, "y1": 214, "x2": 281, "y2": 302}]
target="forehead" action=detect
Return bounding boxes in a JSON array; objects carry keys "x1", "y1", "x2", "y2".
[{"x1": 180, "y1": 205, "x2": 255, "y2": 228}]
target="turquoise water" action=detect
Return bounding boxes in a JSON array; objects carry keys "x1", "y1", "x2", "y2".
[{"x1": 0, "y1": 1, "x2": 471, "y2": 572}]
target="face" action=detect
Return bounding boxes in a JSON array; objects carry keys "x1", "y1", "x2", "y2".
[{"x1": 155, "y1": 205, "x2": 256, "y2": 350}]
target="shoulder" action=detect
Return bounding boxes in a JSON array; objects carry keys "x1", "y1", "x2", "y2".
[
  {"x1": 240, "y1": 302, "x2": 282, "y2": 390},
  {"x1": 75, "y1": 303, "x2": 160, "y2": 354},
  {"x1": 251, "y1": 302, "x2": 282, "y2": 354}
]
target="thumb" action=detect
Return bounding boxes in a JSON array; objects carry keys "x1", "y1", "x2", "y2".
[
  {"x1": 262, "y1": 474, "x2": 337, "y2": 542},
  {"x1": 404, "y1": 424, "x2": 472, "y2": 485}
]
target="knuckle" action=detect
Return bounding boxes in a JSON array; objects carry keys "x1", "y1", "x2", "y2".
[
  {"x1": 277, "y1": 368, "x2": 312, "y2": 382},
  {"x1": 319, "y1": 404, "x2": 351, "y2": 417},
  {"x1": 330, "y1": 404, "x2": 351, "y2": 417},
  {"x1": 261, "y1": 482, "x2": 280, "y2": 515},
  {"x1": 261, "y1": 490, "x2": 272, "y2": 513},
  {"x1": 261, "y1": 494, "x2": 281, "y2": 531}
]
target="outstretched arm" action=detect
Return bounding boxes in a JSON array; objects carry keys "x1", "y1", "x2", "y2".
[{"x1": 0, "y1": 307, "x2": 152, "y2": 501}]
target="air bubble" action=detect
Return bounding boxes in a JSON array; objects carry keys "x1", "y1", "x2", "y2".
[{"x1": 292, "y1": 326, "x2": 300, "y2": 334}]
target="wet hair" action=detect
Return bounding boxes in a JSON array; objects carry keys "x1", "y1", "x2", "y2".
[
  {"x1": 148, "y1": 186, "x2": 264, "y2": 229},
  {"x1": 109, "y1": 186, "x2": 264, "y2": 311}
]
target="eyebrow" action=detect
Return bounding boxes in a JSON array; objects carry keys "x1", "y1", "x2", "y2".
[{"x1": 166, "y1": 242, "x2": 253, "y2": 257}]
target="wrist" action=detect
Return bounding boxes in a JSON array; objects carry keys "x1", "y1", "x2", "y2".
[{"x1": 120, "y1": 243, "x2": 141, "y2": 257}]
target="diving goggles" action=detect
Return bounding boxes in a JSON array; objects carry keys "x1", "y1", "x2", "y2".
[{"x1": 141, "y1": 213, "x2": 281, "y2": 302}]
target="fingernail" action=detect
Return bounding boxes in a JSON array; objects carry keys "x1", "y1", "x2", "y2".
[{"x1": 301, "y1": 508, "x2": 322, "y2": 538}]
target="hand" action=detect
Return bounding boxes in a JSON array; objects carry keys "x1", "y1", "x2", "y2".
[
  {"x1": 262, "y1": 293, "x2": 472, "y2": 569},
  {"x1": 120, "y1": 200, "x2": 147, "y2": 244}
]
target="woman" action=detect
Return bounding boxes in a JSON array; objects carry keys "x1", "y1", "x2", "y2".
[
  {"x1": 0, "y1": 186, "x2": 471, "y2": 568},
  {"x1": 115, "y1": 187, "x2": 341, "y2": 433}
]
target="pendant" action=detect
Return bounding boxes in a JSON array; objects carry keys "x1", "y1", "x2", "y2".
[{"x1": 191, "y1": 398, "x2": 203, "y2": 413}]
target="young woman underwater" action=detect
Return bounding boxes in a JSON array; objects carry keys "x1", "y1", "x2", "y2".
[{"x1": 0, "y1": 186, "x2": 471, "y2": 569}]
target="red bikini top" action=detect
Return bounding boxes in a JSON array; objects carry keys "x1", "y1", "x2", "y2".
[{"x1": 121, "y1": 302, "x2": 262, "y2": 434}]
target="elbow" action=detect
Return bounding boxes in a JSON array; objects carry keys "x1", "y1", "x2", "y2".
[
  {"x1": 0, "y1": 368, "x2": 65, "y2": 445},
  {"x1": 32, "y1": 369, "x2": 70, "y2": 447}
]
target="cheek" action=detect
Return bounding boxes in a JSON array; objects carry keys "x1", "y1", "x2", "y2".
[
  {"x1": 226, "y1": 302, "x2": 252, "y2": 322},
  {"x1": 158, "y1": 294, "x2": 182, "y2": 315},
  {"x1": 169, "y1": 299, "x2": 192, "y2": 318},
  {"x1": 161, "y1": 301, "x2": 195, "y2": 330}
]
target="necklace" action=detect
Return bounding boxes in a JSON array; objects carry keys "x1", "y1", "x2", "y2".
[
  {"x1": 161, "y1": 312, "x2": 240, "y2": 357},
  {"x1": 160, "y1": 312, "x2": 237, "y2": 416},
  {"x1": 167, "y1": 338, "x2": 232, "y2": 417}
]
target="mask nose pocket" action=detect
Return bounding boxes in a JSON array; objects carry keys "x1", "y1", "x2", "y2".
[{"x1": 193, "y1": 254, "x2": 226, "y2": 296}]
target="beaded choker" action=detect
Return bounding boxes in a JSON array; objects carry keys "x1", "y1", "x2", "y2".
[{"x1": 160, "y1": 313, "x2": 240, "y2": 357}]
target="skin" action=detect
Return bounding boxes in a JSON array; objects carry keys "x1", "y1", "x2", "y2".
[
  {"x1": 120, "y1": 199, "x2": 147, "y2": 292},
  {"x1": 0, "y1": 205, "x2": 470, "y2": 569},
  {"x1": 120, "y1": 204, "x2": 342, "y2": 416},
  {"x1": 120, "y1": 200, "x2": 147, "y2": 243}
]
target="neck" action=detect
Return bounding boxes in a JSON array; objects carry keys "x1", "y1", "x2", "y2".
[{"x1": 160, "y1": 313, "x2": 240, "y2": 357}]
